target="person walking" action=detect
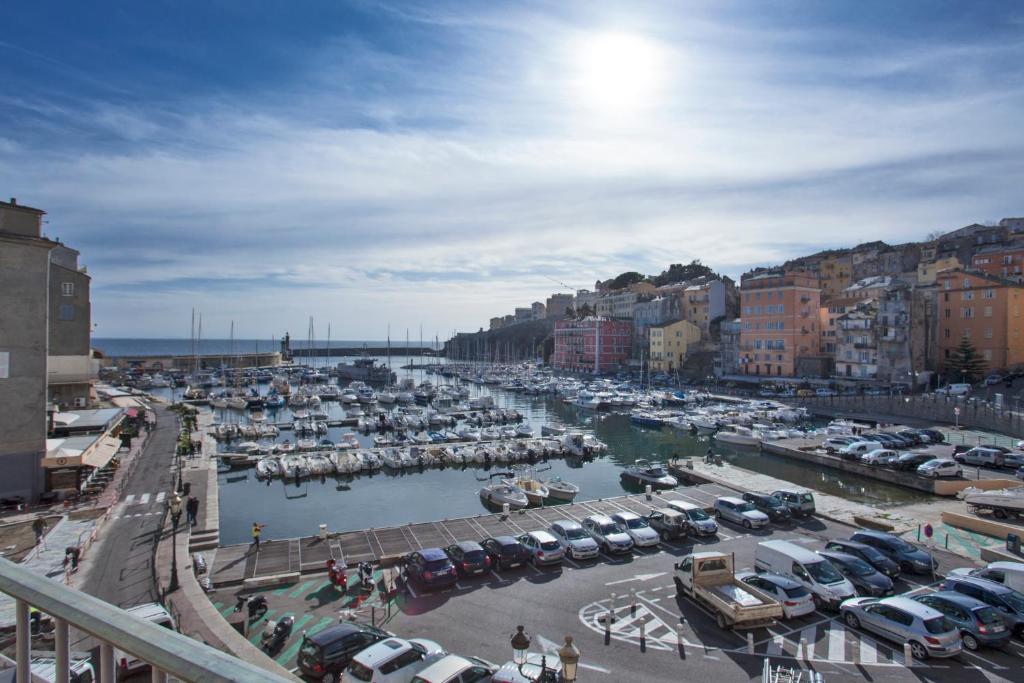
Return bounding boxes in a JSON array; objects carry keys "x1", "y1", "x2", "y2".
[
  {"x1": 251, "y1": 522, "x2": 265, "y2": 552},
  {"x1": 186, "y1": 496, "x2": 199, "y2": 527},
  {"x1": 32, "y1": 516, "x2": 47, "y2": 548}
]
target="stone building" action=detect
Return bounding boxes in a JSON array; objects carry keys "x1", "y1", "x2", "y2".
[{"x1": 48, "y1": 244, "x2": 94, "y2": 408}]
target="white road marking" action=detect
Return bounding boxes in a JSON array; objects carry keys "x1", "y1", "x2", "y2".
[
  {"x1": 828, "y1": 624, "x2": 845, "y2": 661},
  {"x1": 604, "y1": 572, "x2": 667, "y2": 586},
  {"x1": 139, "y1": 493, "x2": 150, "y2": 505},
  {"x1": 124, "y1": 494, "x2": 135, "y2": 505},
  {"x1": 767, "y1": 635, "x2": 784, "y2": 655},
  {"x1": 859, "y1": 636, "x2": 877, "y2": 664},
  {"x1": 799, "y1": 626, "x2": 817, "y2": 659},
  {"x1": 562, "y1": 556, "x2": 580, "y2": 569},
  {"x1": 156, "y1": 491, "x2": 166, "y2": 503},
  {"x1": 405, "y1": 583, "x2": 419, "y2": 599},
  {"x1": 579, "y1": 662, "x2": 611, "y2": 674}
]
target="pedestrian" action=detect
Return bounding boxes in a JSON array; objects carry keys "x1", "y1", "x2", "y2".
[
  {"x1": 32, "y1": 516, "x2": 47, "y2": 547},
  {"x1": 186, "y1": 495, "x2": 199, "y2": 527},
  {"x1": 251, "y1": 521, "x2": 265, "y2": 551}
]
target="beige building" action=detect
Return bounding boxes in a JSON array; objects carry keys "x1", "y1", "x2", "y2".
[
  {"x1": 917, "y1": 256, "x2": 960, "y2": 285},
  {"x1": 596, "y1": 290, "x2": 641, "y2": 319},
  {"x1": 649, "y1": 319, "x2": 701, "y2": 372}
]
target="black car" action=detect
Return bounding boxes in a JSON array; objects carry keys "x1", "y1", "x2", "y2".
[
  {"x1": 850, "y1": 530, "x2": 937, "y2": 574},
  {"x1": 824, "y1": 539, "x2": 900, "y2": 577},
  {"x1": 480, "y1": 535, "x2": 530, "y2": 570},
  {"x1": 404, "y1": 547, "x2": 458, "y2": 589},
  {"x1": 445, "y1": 541, "x2": 491, "y2": 577},
  {"x1": 741, "y1": 492, "x2": 792, "y2": 523},
  {"x1": 895, "y1": 452, "x2": 935, "y2": 472},
  {"x1": 918, "y1": 429, "x2": 945, "y2": 444},
  {"x1": 897, "y1": 430, "x2": 923, "y2": 446},
  {"x1": 817, "y1": 550, "x2": 894, "y2": 597},
  {"x1": 297, "y1": 622, "x2": 391, "y2": 680}
]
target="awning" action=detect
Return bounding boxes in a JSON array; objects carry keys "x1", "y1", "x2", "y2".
[
  {"x1": 42, "y1": 435, "x2": 121, "y2": 469},
  {"x1": 82, "y1": 436, "x2": 122, "y2": 469}
]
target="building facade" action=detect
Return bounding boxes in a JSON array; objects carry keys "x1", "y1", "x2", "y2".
[
  {"x1": 552, "y1": 318, "x2": 632, "y2": 373},
  {"x1": 818, "y1": 253, "x2": 854, "y2": 302},
  {"x1": 649, "y1": 319, "x2": 701, "y2": 372},
  {"x1": 971, "y1": 244, "x2": 1024, "y2": 284},
  {"x1": 716, "y1": 319, "x2": 742, "y2": 376},
  {"x1": 514, "y1": 307, "x2": 533, "y2": 322},
  {"x1": 545, "y1": 293, "x2": 574, "y2": 319},
  {"x1": 936, "y1": 269, "x2": 1024, "y2": 375},
  {"x1": 917, "y1": 255, "x2": 960, "y2": 285},
  {"x1": 531, "y1": 301, "x2": 546, "y2": 319},
  {"x1": 48, "y1": 244, "x2": 94, "y2": 409},
  {"x1": 633, "y1": 296, "x2": 681, "y2": 359},
  {"x1": 834, "y1": 301, "x2": 879, "y2": 380},
  {"x1": 595, "y1": 290, "x2": 639, "y2": 319},
  {"x1": 681, "y1": 280, "x2": 727, "y2": 336},
  {"x1": 739, "y1": 271, "x2": 822, "y2": 377}
]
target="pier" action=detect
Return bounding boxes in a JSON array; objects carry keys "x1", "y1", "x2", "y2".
[{"x1": 289, "y1": 346, "x2": 437, "y2": 358}]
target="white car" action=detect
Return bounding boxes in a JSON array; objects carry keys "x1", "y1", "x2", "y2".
[
  {"x1": 517, "y1": 530, "x2": 564, "y2": 566},
  {"x1": 611, "y1": 511, "x2": 660, "y2": 547},
  {"x1": 736, "y1": 571, "x2": 815, "y2": 619},
  {"x1": 346, "y1": 638, "x2": 446, "y2": 683},
  {"x1": 860, "y1": 449, "x2": 899, "y2": 466},
  {"x1": 548, "y1": 520, "x2": 599, "y2": 560},
  {"x1": 917, "y1": 459, "x2": 962, "y2": 478},
  {"x1": 582, "y1": 514, "x2": 634, "y2": 554}
]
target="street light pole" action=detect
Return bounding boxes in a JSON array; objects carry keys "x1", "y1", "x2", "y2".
[
  {"x1": 168, "y1": 493, "x2": 182, "y2": 593},
  {"x1": 510, "y1": 625, "x2": 580, "y2": 682}
]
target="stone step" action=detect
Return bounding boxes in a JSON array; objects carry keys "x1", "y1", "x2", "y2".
[{"x1": 189, "y1": 537, "x2": 219, "y2": 552}]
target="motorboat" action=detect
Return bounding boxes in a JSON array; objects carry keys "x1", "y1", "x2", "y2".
[
  {"x1": 543, "y1": 475, "x2": 579, "y2": 502},
  {"x1": 689, "y1": 413, "x2": 718, "y2": 432},
  {"x1": 959, "y1": 486, "x2": 1024, "y2": 517},
  {"x1": 629, "y1": 411, "x2": 663, "y2": 428},
  {"x1": 505, "y1": 468, "x2": 549, "y2": 506},
  {"x1": 620, "y1": 459, "x2": 678, "y2": 489},
  {"x1": 515, "y1": 424, "x2": 535, "y2": 438},
  {"x1": 540, "y1": 424, "x2": 566, "y2": 437},
  {"x1": 562, "y1": 432, "x2": 606, "y2": 457},
  {"x1": 479, "y1": 481, "x2": 529, "y2": 510},
  {"x1": 713, "y1": 424, "x2": 760, "y2": 448},
  {"x1": 378, "y1": 389, "x2": 397, "y2": 404},
  {"x1": 255, "y1": 456, "x2": 280, "y2": 479}
]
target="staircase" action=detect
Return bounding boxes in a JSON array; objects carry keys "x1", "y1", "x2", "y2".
[{"x1": 189, "y1": 528, "x2": 219, "y2": 552}]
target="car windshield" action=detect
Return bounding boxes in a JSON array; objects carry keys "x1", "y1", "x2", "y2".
[
  {"x1": 887, "y1": 537, "x2": 915, "y2": 553},
  {"x1": 974, "y1": 606, "x2": 1002, "y2": 624},
  {"x1": 858, "y1": 546, "x2": 886, "y2": 563},
  {"x1": 764, "y1": 497, "x2": 784, "y2": 508},
  {"x1": 1003, "y1": 590, "x2": 1024, "y2": 613},
  {"x1": 624, "y1": 518, "x2": 648, "y2": 529},
  {"x1": 564, "y1": 527, "x2": 588, "y2": 540},
  {"x1": 783, "y1": 585, "x2": 811, "y2": 598},
  {"x1": 299, "y1": 639, "x2": 321, "y2": 661},
  {"x1": 923, "y1": 616, "x2": 952, "y2": 635},
  {"x1": 800, "y1": 493, "x2": 813, "y2": 502},
  {"x1": 805, "y1": 560, "x2": 843, "y2": 584},
  {"x1": 540, "y1": 541, "x2": 560, "y2": 551},
  {"x1": 845, "y1": 558, "x2": 876, "y2": 576},
  {"x1": 687, "y1": 508, "x2": 710, "y2": 521},
  {"x1": 463, "y1": 550, "x2": 485, "y2": 562},
  {"x1": 425, "y1": 558, "x2": 450, "y2": 571},
  {"x1": 347, "y1": 661, "x2": 375, "y2": 682},
  {"x1": 600, "y1": 523, "x2": 623, "y2": 535},
  {"x1": 736, "y1": 502, "x2": 756, "y2": 513}
]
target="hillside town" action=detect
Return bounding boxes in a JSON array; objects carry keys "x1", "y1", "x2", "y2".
[{"x1": 472, "y1": 216, "x2": 1024, "y2": 389}]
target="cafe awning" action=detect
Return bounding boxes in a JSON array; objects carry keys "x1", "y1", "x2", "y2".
[
  {"x1": 43, "y1": 435, "x2": 121, "y2": 469},
  {"x1": 82, "y1": 435, "x2": 122, "y2": 469}
]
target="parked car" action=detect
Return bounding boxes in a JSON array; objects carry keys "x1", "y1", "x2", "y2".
[
  {"x1": 444, "y1": 541, "x2": 491, "y2": 577},
  {"x1": 917, "y1": 459, "x2": 962, "y2": 478},
  {"x1": 1001, "y1": 452, "x2": 1024, "y2": 469},
  {"x1": 611, "y1": 511, "x2": 661, "y2": 547},
  {"x1": 582, "y1": 514, "x2": 634, "y2": 554},
  {"x1": 548, "y1": 520, "x2": 600, "y2": 560},
  {"x1": 824, "y1": 436, "x2": 861, "y2": 450},
  {"x1": 941, "y1": 575, "x2": 1024, "y2": 637},
  {"x1": 714, "y1": 496, "x2": 769, "y2": 529},
  {"x1": 796, "y1": 389, "x2": 816, "y2": 397},
  {"x1": 816, "y1": 388, "x2": 838, "y2": 397},
  {"x1": 955, "y1": 447, "x2": 1005, "y2": 467},
  {"x1": 949, "y1": 562, "x2": 1024, "y2": 592},
  {"x1": 410, "y1": 654, "x2": 496, "y2": 683},
  {"x1": 840, "y1": 441, "x2": 883, "y2": 458},
  {"x1": 116, "y1": 603, "x2": 176, "y2": 675},
  {"x1": 817, "y1": 550, "x2": 894, "y2": 597},
  {"x1": 665, "y1": 500, "x2": 719, "y2": 536},
  {"x1": 861, "y1": 449, "x2": 900, "y2": 466},
  {"x1": 344, "y1": 638, "x2": 446, "y2": 683},
  {"x1": 741, "y1": 492, "x2": 792, "y2": 523},
  {"x1": 897, "y1": 430, "x2": 924, "y2": 446},
  {"x1": 895, "y1": 452, "x2": 936, "y2": 471},
  {"x1": 297, "y1": 622, "x2": 392, "y2": 681},
  {"x1": 1018, "y1": 465, "x2": 1024, "y2": 481},
  {"x1": 517, "y1": 530, "x2": 565, "y2": 566},
  {"x1": 849, "y1": 530, "x2": 937, "y2": 574},
  {"x1": 936, "y1": 383, "x2": 972, "y2": 396},
  {"x1": 918, "y1": 429, "x2": 945, "y2": 443},
  {"x1": 823, "y1": 539, "x2": 899, "y2": 578},
  {"x1": 985, "y1": 374, "x2": 1005, "y2": 386},
  {"x1": 771, "y1": 489, "x2": 816, "y2": 517},
  {"x1": 645, "y1": 507, "x2": 689, "y2": 541},
  {"x1": 736, "y1": 571, "x2": 815, "y2": 619},
  {"x1": 754, "y1": 540, "x2": 855, "y2": 610},
  {"x1": 480, "y1": 536, "x2": 530, "y2": 570},
  {"x1": 404, "y1": 548, "x2": 458, "y2": 590},
  {"x1": 914, "y1": 591, "x2": 1012, "y2": 651},
  {"x1": 840, "y1": 596, "x2": 962, "y2": 659}
]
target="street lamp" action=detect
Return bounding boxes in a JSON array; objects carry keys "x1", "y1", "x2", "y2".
[
  {"x1": 509, "y1": 626, "x2": 580, "y2": 682},
  {"x1": 168, "y1": 493, "x2": 182, "y2": 593}
]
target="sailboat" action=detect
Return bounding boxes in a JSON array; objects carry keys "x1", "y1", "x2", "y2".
[{"x1": 378, "y1": 326, "x2": 397, "y2": 404}]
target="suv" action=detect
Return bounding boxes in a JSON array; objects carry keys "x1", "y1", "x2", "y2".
[
  {"x1": 582, "y1": 514, "x2": 634, "y2": 554},
  {"x1": 665, "y1": 500, "x2": 719, "y2": 536},
  {"x1": 517, "y1": 530, "x2": 565, "y2": 566},
  {"x1": 610, "y1": 511, "x2": 660, "y2": 547},
  {"x1": 345, "y1": 638, "x2": 446, "y2": 683},
  {"x1": 941, "y1": 575, "x2": 1024, "y2": 637},
  {"x1": 548, "y1": 520, "x2": 599, "y2": 560},
  {"x1": 645, "y1": 508, "x2": 689, "y2": 541},
  {"x1": 850, "y1": 530, "x2": 937, "y2": 574},
  {"x1": 404, "y1": 548, "x2": 459, "y2": 589},
  {"x1": 772, "y1": 490, "x2": 815, "y2": 517},
  {"x1": 714, "y1": 496, "x2": 769, "y2": 529},
  {"x1": 955, "y1": 447, "x2": 1005, "y2": 467},
  {"x1": 741, "y1": 492, "x2": 792, "y2": 523},
  {"x1": 297, "y1": 622, "x2": 392, "y2": 680}
]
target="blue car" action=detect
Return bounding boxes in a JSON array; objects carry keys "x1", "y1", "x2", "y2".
[
  {"x1": 914, "y1": 591, "x2": 1011, "y2": 651},
  {"x1": 404, "y1": 548, "x2": 458, "y2": 589}
]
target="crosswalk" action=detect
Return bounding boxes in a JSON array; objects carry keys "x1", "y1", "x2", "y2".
[{"x1": 115, "y1": 491, "x2": 169, "y2": 518}]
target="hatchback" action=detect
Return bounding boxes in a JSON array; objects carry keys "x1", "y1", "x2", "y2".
[
  {"x1": 823, "y1": 540, "x2": 899, "y2": 578},
  {"x1": 582, "y1": 515, "x2": 634, "y2": 554},
  {"x1": 714, "y1": 496, "x2": 769, "y2": 529},
  {"x1": 840, "y1": 596, "x2": 961, "y2": 659},
  {"x1": 548, "y1": 520, "x2": 599, "y2": 560},
  {"x1": 480, "y1": 536, "x2": 530, "y2": 570},
  {"x1": 917, "y1": 459, "x2": 962, "y2": 478},
  {"x1": 444, "y1": 541, "x2": 491, "y2": 577},
  {"x1": 941, "y1": 575, "x2": 1024, "y2": 637},
  {"x1": 861, "y1": 449, "x2": 899, "y2": 466},
  {"x1": 404, "y1": 548, "x2": 458, "y2": 589},
  {"x1": 817, "y1": 551, "x2": 893, "y2": 597},
  {"x1": 736, "y1": 571, "x2": 815, "y2": 619},
  {"x1": 914, "y1": 591, "x2": 1011, "y2": 651},
  {"x1": 610, "y1": 511, "x2": 660, "y2": 547},
  {"x1": 517, "y1": 531, "x2": 565, "y2": 566},
  {"x1": 410, "y1": 654, "x2": 496, "y2": 683},
  {"x1": 850, "y1": 530, "x2": 937, "y2": 574},
  {"x1": 895, "y1": 452, "x2": 935, "y2": 472},
  {"x1": 345, "y1": 638, "x2": 446, "y2": 683},
  {"x1": 297, "y1": 622, "x2": 392, "y2": 681},
  {"x1": 742, "y1": 492, "x2": 792, "y2": 523}
]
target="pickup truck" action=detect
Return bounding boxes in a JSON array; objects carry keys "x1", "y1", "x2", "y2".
[{"x1": 673, "y1": 552, "x2": 783, "y2": 629}]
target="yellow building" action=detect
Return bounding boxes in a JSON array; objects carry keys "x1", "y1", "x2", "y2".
[
  {"x1": 818, "y1": 254, "x2": 854, "y2": 302},
  {"x1": 649, "y1": 319, "x2": 701, "y2": 372},
  {"x1": 917, "y1": 256, "x2": 960, "y2": 285}
]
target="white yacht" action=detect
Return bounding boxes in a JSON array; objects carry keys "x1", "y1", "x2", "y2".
[{"x1": 713, "y1": 424, "x2": 760, "y2": 448}]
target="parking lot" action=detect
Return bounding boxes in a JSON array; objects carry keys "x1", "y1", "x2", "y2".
[{"x1": 207, "y1": 487, "x2": 1022, "y2": 683}]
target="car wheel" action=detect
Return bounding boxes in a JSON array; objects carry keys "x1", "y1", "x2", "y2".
[
  {"x1": 322, "y1": 673, "x2": 337, "y2": 683},
  {"x1": 900, "y1": 561, "x2": 914, "y2": 573},
  {"x1": 743, "y1": 519, "x2": 752, "y2": 529},
  {"x1": 961, "y1": 633, "x2": 980, "y2": 651},
  {"x1": 994, "y1": 509, "x2": 1007, "y2": 520},
  {"x1": 660, "y1": 530, "x2": 668, "y2": 541},
  {"x1": 843, "y1": 611, "x2": 860, "y2": 629},
  {"x1": 715, "y1": 509, "x2": 722, "y2": 519},
  {"x1": 716, "y1": 612, "x2": 728, "y2": 630},
  {"x1": 909, "y1": 640, "x2": 928, "y2": 660},
  {"x1": 674, "y1": 576, "x2": 684, "y2": 592}
]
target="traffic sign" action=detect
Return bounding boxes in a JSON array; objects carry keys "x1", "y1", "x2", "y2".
[
  {"x1": 954, "y1": 407, "x2": 961, "y2": 415},
  {"x1": 923, "y1": 523, "x2": 933, "y2": 539}
]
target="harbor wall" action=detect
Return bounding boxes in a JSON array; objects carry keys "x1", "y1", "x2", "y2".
[
  {"x1": 445, "y1": 319, "x2": 556, "y2": 363},
  {"x1": 107, "y1": 351, "x2": 282, "y2": 371},
  {"x1": 290, "y1": 346, "x2": 437, "y2": 358},
  {"x1": 941, "y1": 511, "x2": 1023, "y2": 542}
]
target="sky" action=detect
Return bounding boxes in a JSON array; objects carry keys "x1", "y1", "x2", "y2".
[{"x1": 3, "y1": 1, "x2": 1023, "y2": 340}]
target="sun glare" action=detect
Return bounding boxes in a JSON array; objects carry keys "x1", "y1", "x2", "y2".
[{"x1": 573, "y1": 32, "x2": 665, "y2": 114}]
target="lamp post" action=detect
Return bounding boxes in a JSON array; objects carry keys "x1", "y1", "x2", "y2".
[
  {"x1": 510, "y1": 626, "x2": 580, "y2": 682},
  {"x1": 168, "y1": 493, "x2": 182, "y2": 593}
]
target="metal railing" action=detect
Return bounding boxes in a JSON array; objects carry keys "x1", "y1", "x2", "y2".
[{"x1": 0, "y1": 558, "x2": 290, "y2": 683}]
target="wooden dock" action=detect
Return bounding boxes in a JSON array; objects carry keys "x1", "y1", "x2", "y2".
[{"x1": 207, "y1": 483, "x2": 736, "y2": 587}]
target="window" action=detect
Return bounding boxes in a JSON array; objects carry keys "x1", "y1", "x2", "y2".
[
  {"x1": 983, "y1": 350, "x2": 992, "y2": 361},
  {"x1": 58, "y1": 304, "x2": 75, "y2": 321},
  {"x1": 963, "y1": 278, "x2": 972, "y2": 288},
  {"x1": 945, "y1": 308, "x2": 951, "y2": 319},
  {"x1": 962, "y1": 291, "x2": 973, "y2": 301},
  {"x1": 61, "y1": 282, "x2": 75, "y2": 297},
  {"x1": 983, "y1": 289, "x2": 995, "y2": 299},
  {"x1": 962, "y1": 307, "x2": 974, "y2": 318},
  {"x1": 944, "y1": 328, "x2": 950, "y2": 339},
  {"x1": 943, "y1": 279, "x2": 951, "y2": 290},
  {"x1": 984, "y1": 306, "x2": 993, "y2": 318},
  {"x1": 984, "y1": 328, "x2": 993, "y2": 339}
]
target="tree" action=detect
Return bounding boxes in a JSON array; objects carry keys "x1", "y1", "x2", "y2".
[
  {"x1": 608, "y1": 271, "x2": 646, "y2": 290},
  {"x1": 946, "y1": 337, "x2": 987, "y2": 383},
  {"x1": 576, "y1": 303, "x2": 595, "y2": 318},
  {"x1": 650, "y1": 260, "x2": 714, "y2": 287}
]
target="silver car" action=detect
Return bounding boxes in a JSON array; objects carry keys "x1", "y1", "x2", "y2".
[
  {"x1": 611, "y1": 511, "x2": 660, "y2": 547},
  {"x1": 840, "y1": 596, "x2": 962, "y2": 659},
  {"x1": 548, "y1": 520, "x2": 599, "y2": 560},
  {"x1": 582, "y1": 515, "x2": 634, "y2": 554},
  {"x1": 713, "y1": 496, "x2": 769, "y2": 529}
]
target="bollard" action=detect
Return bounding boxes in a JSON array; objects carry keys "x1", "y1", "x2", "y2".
[
  {"x1": 630, "y1": 588, "x2": 637, "y2": 610},
  {"x1": 903, "y1": 642, "x2": 913, "y2": 666},
  {"x1": 319, "y1": 524, "x2": 328, "y2": 540},
  {"x1": 747, "y1": 632, "x2": 754, "y2": 654},
  {"x1": 677, "y1": 624, "x2": 685, "y2": 647},
  {"x1": 639, "y1": 619, "x2": 646, "y2": 641},
  {"x1": 502, "y1": 502, "x2": 510, "y2": 516},
  {"x1": 800, "y1": 637, "x2": 809, "y2": 660},
  {"x1": 645, "y1": 484, "x2": 653, "y2": 500},
  {"x1": 609, "y1": 592, "x2": 616, "y2": 622}
]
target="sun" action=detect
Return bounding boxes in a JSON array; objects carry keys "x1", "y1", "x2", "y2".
[{"x1": 573, "y1": 32, "x2": 665, "y2": 114}]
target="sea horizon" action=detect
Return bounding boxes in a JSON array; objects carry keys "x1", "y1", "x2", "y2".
[{"x1": 93, "y1": 337, "x2": 442, "y2": 357}]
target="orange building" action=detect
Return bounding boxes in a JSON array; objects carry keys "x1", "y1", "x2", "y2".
[
  {"x1": 936, "y1": 269, "x2": 1024, "y2": 373},
  {"x1": 739, "y1": 272, "x2": 822, "y2": 377},
  {"x1": 971, "y1": 244, "x2": 1024, "y2": 284}
]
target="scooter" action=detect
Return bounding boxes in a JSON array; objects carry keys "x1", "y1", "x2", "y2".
[
  {"x1": 233, "y1": 594, "x2": 268, "y2": 620},
  {"x1": 357, "y1": 561, "x2": 374, "y2": 591},
  {"x1": 260, "y1": 615, "x2": 294, "y2": 654},
  {"x1": 326, "y1": 558, "x2": 348, "y2": 591}
]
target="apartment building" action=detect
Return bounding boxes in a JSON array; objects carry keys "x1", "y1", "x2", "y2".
[
  {"x1": 936, "y1": 269, "x2": 1024, "y2": 373},
  {"x1": 818, "y1": 253, "x2": 854, "y2": 301},
  {"x1": 819, "y1": 297, "x2": 859, "y2": 355},
  {"x1": 545, "y1": 293, "x2": 574, "y2": 319},
  {"x1": 649, "y1": 319, "x2": 701, "y2": 372},
  {"x1": 633, "y1": 296, "x2": 681, "y2": 359},
  {"x1": 48, "y1": 244, "x2": 94, "y2": 409},
  {"x1": 574, "y1": 289, "x2": 600, "y2": 314},
  {"x1": 844, "y1": 275, "x2": 893, "y2": 300},
  {"x1": 971, "y1": 244, "x2": 1024, "y2": 284},
  {"x1": 716, "y1": 319, "x2": 742, "y2": 376},
  {"x1": 681, "y1": 280, "x2": 727, "y2": 335},
  {"x1": 531, "y1": 301, "x2": 546, "y2": 319},
  {"x1": 596, "y1": 290, "x2": 640, "y2": 319},
  {"x1": 834, "y1": 301, "x2": 879, "y2": 380},
  {"x1": 489, "y1": 317, "x2": 504, "y2": 330},
  {"x1": 514, "y1": 307, "x2": 533, "y2": 322},
  {"x1": 917, "y1": 255, "x2": 960, "y2": 285},
  {"x1": 738, "y1": 271, "x2": 822, "y2": 377},
  {"x1": 552, "y1": 318, "x2": 633, "y2": 373}
]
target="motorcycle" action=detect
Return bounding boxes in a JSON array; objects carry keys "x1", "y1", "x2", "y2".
[
  {"x1": 260, "y1": 615, "x2": 294, "y2": 654},
  {"x1": 233, "y1": 594, "x2": 268, "y2": 620},
  {"x1": 326, "y1": 558, "x2": 348, "y2": 591},
  {"x1": 357, "y1": 561, "x2": 374, "y2": 591}
]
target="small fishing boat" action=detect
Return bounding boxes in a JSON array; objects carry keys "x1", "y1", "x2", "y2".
[
  {"x1": 479, "y1": 480, "x2": 529, "y2": 510},
  {"x1": 540, "y1": 424, "x2": 566, "y2": 437},
  {"x1": 620, "y1": 459, "x2": 678, "y2": 489},
  {"x1": 713, "y1": 424, "x2": 760, "y2": 448},
  {"x1": 505, "y1": 468, "x2": 549, "y2": 506},
  {"x1": 255, "y1": 456, "x2": 280, "y2": 479},
  {"x1": 543, "y1": 475, "x2": 580, "y2": 502},
  {"x1": 515, "y1": 424, "x2": 535, "y2": 438}
]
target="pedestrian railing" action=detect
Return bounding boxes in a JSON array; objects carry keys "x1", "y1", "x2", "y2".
[{"x1": 0, "y1": 557, "x2": 290, "y2": 683}]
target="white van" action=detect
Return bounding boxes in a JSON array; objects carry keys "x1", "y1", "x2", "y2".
[
  {"x1": 116, "y1": 603, "x2": 176, "y2": 674},
  {"x1": 839, "y1": 441, "x2": 882, "y2": 457},
  {"x1": 755, "y1": 540, "x2": 856, "y2": 611},
  {"x1": 948, "y1": 561, "x2": 1024, "y2": 592}
]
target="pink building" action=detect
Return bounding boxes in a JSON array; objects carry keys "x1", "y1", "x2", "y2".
[{"x1": 553, "y1": 318, "x2": 632, "y2": 373}]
